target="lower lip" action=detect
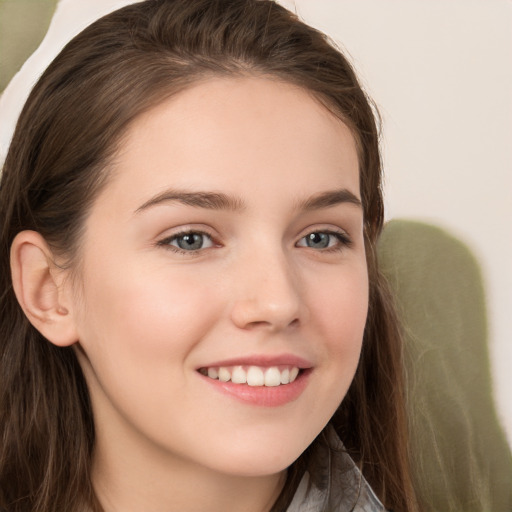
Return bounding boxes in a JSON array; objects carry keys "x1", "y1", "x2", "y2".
[{"x1": 198, "y1": 369, "x2": 312, "y2": 407}]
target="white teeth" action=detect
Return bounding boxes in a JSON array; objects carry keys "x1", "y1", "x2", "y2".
[
  {"x1": 231, "y1": 366, "x2": 247, "y2": 384},
  {"x1": 247, "y1": 366, "x2": 265, "y2": 386},
  {"x1": 202, "y1": 365, "x2": 302, "y2": 387},
  {"x1": 218, "y1": 367, "x2": 231, "y2": 382},
  {"x1": 289, "y1": 367, "x2": 300, "y2": 383},
  {"x1": 264, "y1": 367, "x2": 281, "y2": 387}
]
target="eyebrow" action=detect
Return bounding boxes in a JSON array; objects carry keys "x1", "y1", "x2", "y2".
[
  {"x1": 134, "y1": 187, "x2": 361, "y2": 214},
  {"x1": 135, "y1": 190, "x2": 246, "y2": 214},
  {"x1": 298, "y1": 189, "x2": 362, "y2": 211}
]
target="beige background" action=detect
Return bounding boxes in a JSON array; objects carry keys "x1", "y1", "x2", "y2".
[{"x1": 1, "y1": 0, "x2": 511, "y2": 444}]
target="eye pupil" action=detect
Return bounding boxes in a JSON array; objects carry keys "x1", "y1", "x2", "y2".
[
  {"x1": 306, "y1": 232, "x2": 329, "y2": 248},
  {"x1": 177, "y1": 233, "x2": 203, "y2": 250}
]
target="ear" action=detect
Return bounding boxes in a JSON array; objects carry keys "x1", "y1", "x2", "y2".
[{"x1": 10, "y1": 230, "x2": 78, "y2": 347}]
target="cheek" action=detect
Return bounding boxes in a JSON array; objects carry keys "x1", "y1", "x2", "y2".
[
  {"x1": 71, "y1": 261, "x2": 228, "y2": 443},
  {"x1": 285, "y1": 260, "x2": 368, "y2": 441},
  {"x1": 308, "y1": 260, "x2": 368, "y2": 385},
  {"x1": 312, "y1": 261, "x2": 368, "y2": 342},
  {"x1": 73, "y1": 260, "x2": 224, "y2": 367}
]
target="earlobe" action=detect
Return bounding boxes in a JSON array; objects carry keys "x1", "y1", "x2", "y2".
[{"x1": 10, "y1": 230, "x2": 78, "y2": 347}]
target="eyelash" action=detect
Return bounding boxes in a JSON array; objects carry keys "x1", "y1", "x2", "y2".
[
  {"x1": 297, "y1": 230, "x2": 353, "y2": 252},
  {"x1": 157, "y1": 229, "x2": 352, "y2": 255},
  {"x1": 157, "y1": 230, "x2": 217, "y2": 255}
]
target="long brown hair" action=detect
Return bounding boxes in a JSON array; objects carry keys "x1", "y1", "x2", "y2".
[{"x1": 0, "y1": 1, "x2": 417, "y2": 510}]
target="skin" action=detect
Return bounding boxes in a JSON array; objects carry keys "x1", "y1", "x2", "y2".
[{"x1": 12, "y1": 76, "x2": 368, "y2": 512}]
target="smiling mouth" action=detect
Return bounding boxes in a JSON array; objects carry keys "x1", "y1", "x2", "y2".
[{"x1": 198, "y1": 365, "x2": 301, "y2": 387}]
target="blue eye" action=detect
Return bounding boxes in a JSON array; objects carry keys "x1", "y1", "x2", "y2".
[
  {"x1": 297, "y1": 231, "x2": 351, "y2": 251},
  {"x1": 160, "y1": 231, "x2": 215, "y2": 252}
]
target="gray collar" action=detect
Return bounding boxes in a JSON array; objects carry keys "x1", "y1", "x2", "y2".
[{"x1": 286, "y1": 427, "x2": 385, "y2": 512}]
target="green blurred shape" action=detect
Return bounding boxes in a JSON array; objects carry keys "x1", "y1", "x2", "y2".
[
  {"x1": 379, "y1": 219, "x2": 512, "y2": 512},
  {"x1": 0, "y1": 0, "x2": 58, "y2": 92}
]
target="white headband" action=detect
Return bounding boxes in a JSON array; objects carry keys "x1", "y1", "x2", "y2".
[{"x1": 0, "y1": 0, "x2": 138, "y2": 167}]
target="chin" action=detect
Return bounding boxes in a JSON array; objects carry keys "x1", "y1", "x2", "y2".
[{"x1": 198, "y1": 430, "x2": 316, "y2": 478}]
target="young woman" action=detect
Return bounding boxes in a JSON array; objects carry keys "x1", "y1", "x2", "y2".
[{"x1": 0, "y1": 1, "x2": 418, "y2": 510}]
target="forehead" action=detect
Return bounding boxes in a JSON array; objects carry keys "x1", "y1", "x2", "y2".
[{"x1": 100, "y1": 76, "x2": 360, "y2": 213}]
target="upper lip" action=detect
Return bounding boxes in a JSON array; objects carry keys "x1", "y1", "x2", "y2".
[{"x1": 197, "y1": 354, "x2": 313, "y2": 370}]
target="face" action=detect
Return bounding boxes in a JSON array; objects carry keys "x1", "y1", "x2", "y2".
[{"x1": 69, "y1": 77, "x2": 368, "y2": 478}]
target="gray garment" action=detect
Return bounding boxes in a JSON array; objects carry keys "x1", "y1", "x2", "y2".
[{"x1": 287, "y1": 427, "x2": 385, "y2": 512}]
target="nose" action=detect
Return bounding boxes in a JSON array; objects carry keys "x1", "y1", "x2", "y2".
[{"x1": 229, "y1": 247, "x2": 305, "y2": 332}]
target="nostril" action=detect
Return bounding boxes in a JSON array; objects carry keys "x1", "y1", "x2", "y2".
[{"x1": 241, "y1": 317, "x2": 299, "y2": 331}]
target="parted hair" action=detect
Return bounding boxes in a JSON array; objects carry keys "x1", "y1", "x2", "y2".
[{"x1": 0, "y1": 1, "x2": 417, "y2": 510}]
